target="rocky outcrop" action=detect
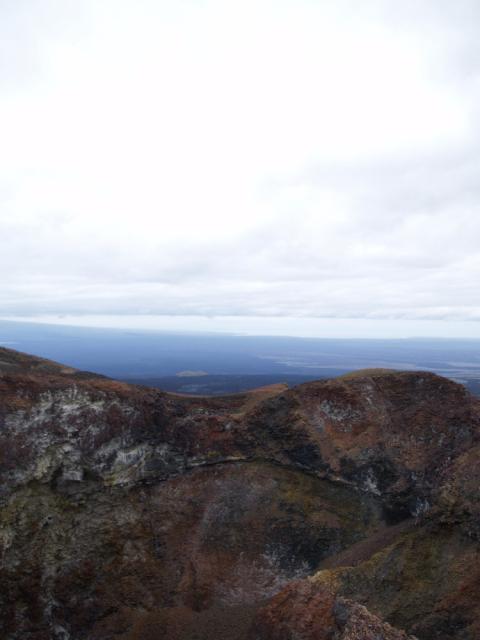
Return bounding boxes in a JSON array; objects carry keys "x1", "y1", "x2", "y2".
[
  {"x1": 250, "y1": 581, "x2": 417, "y2": 639},
  {"x1": 0, "y1": 348, "x2": 479, "y2": 639}
]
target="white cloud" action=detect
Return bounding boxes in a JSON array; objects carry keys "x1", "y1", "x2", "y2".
[{"x1": 0, "y1": 0, "x2": 479, "y2": 336}]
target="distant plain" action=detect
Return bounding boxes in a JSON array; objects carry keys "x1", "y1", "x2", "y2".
[{"x1": 1, "y1": 320, "x2": 479, "y2": 396}]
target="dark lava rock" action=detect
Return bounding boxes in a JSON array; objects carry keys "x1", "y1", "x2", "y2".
[{"x1": 0, "y1": 350, "x2": 479, "y2": 639}]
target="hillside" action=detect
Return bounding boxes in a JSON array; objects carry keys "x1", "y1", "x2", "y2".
[{"x1": 1, "y1": 347, "x2": 480, "y2": 639}]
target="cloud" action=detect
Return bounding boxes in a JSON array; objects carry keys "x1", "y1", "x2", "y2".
[{"x1": 0, "y1": 0, "x2": 479, "y2": 335}]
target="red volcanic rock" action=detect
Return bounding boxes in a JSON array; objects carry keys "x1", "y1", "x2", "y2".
[
  {"x1": 250, "y1": 580, "x2": 416, "y2": 640},
  {"x1": 0, "y1": 349, "x2": 480, "y2": 639}
]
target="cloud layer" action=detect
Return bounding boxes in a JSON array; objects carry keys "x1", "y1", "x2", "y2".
[{"x1": 1, "y1": 1, "x2": 480, "y2": 334}]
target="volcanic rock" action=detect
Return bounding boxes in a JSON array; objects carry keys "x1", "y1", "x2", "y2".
[{"x1": 0, "y1": 347, "x2": 479, "y2": 639}]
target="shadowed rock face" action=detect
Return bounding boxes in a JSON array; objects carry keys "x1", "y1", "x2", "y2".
[{"x1": 1, "y1": 347, "x2": 480, "y2": 639}]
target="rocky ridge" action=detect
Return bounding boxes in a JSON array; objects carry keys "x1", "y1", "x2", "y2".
[{"x1": 1, "y1": 347, "x2": 480, "y2": 639}]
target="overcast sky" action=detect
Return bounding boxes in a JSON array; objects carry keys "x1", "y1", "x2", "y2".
[{"x1": 1, "y1": 0, "x2": 480, "y2": 337}]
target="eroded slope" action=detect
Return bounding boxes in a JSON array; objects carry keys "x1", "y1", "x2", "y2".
[{"x1": 0, "y1": 349, "x2": 479, "y2": 639}]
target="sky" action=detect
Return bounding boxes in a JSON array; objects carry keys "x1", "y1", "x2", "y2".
[{"x1": 1, "y1": 0, "x2": 480, "y2": 338}]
